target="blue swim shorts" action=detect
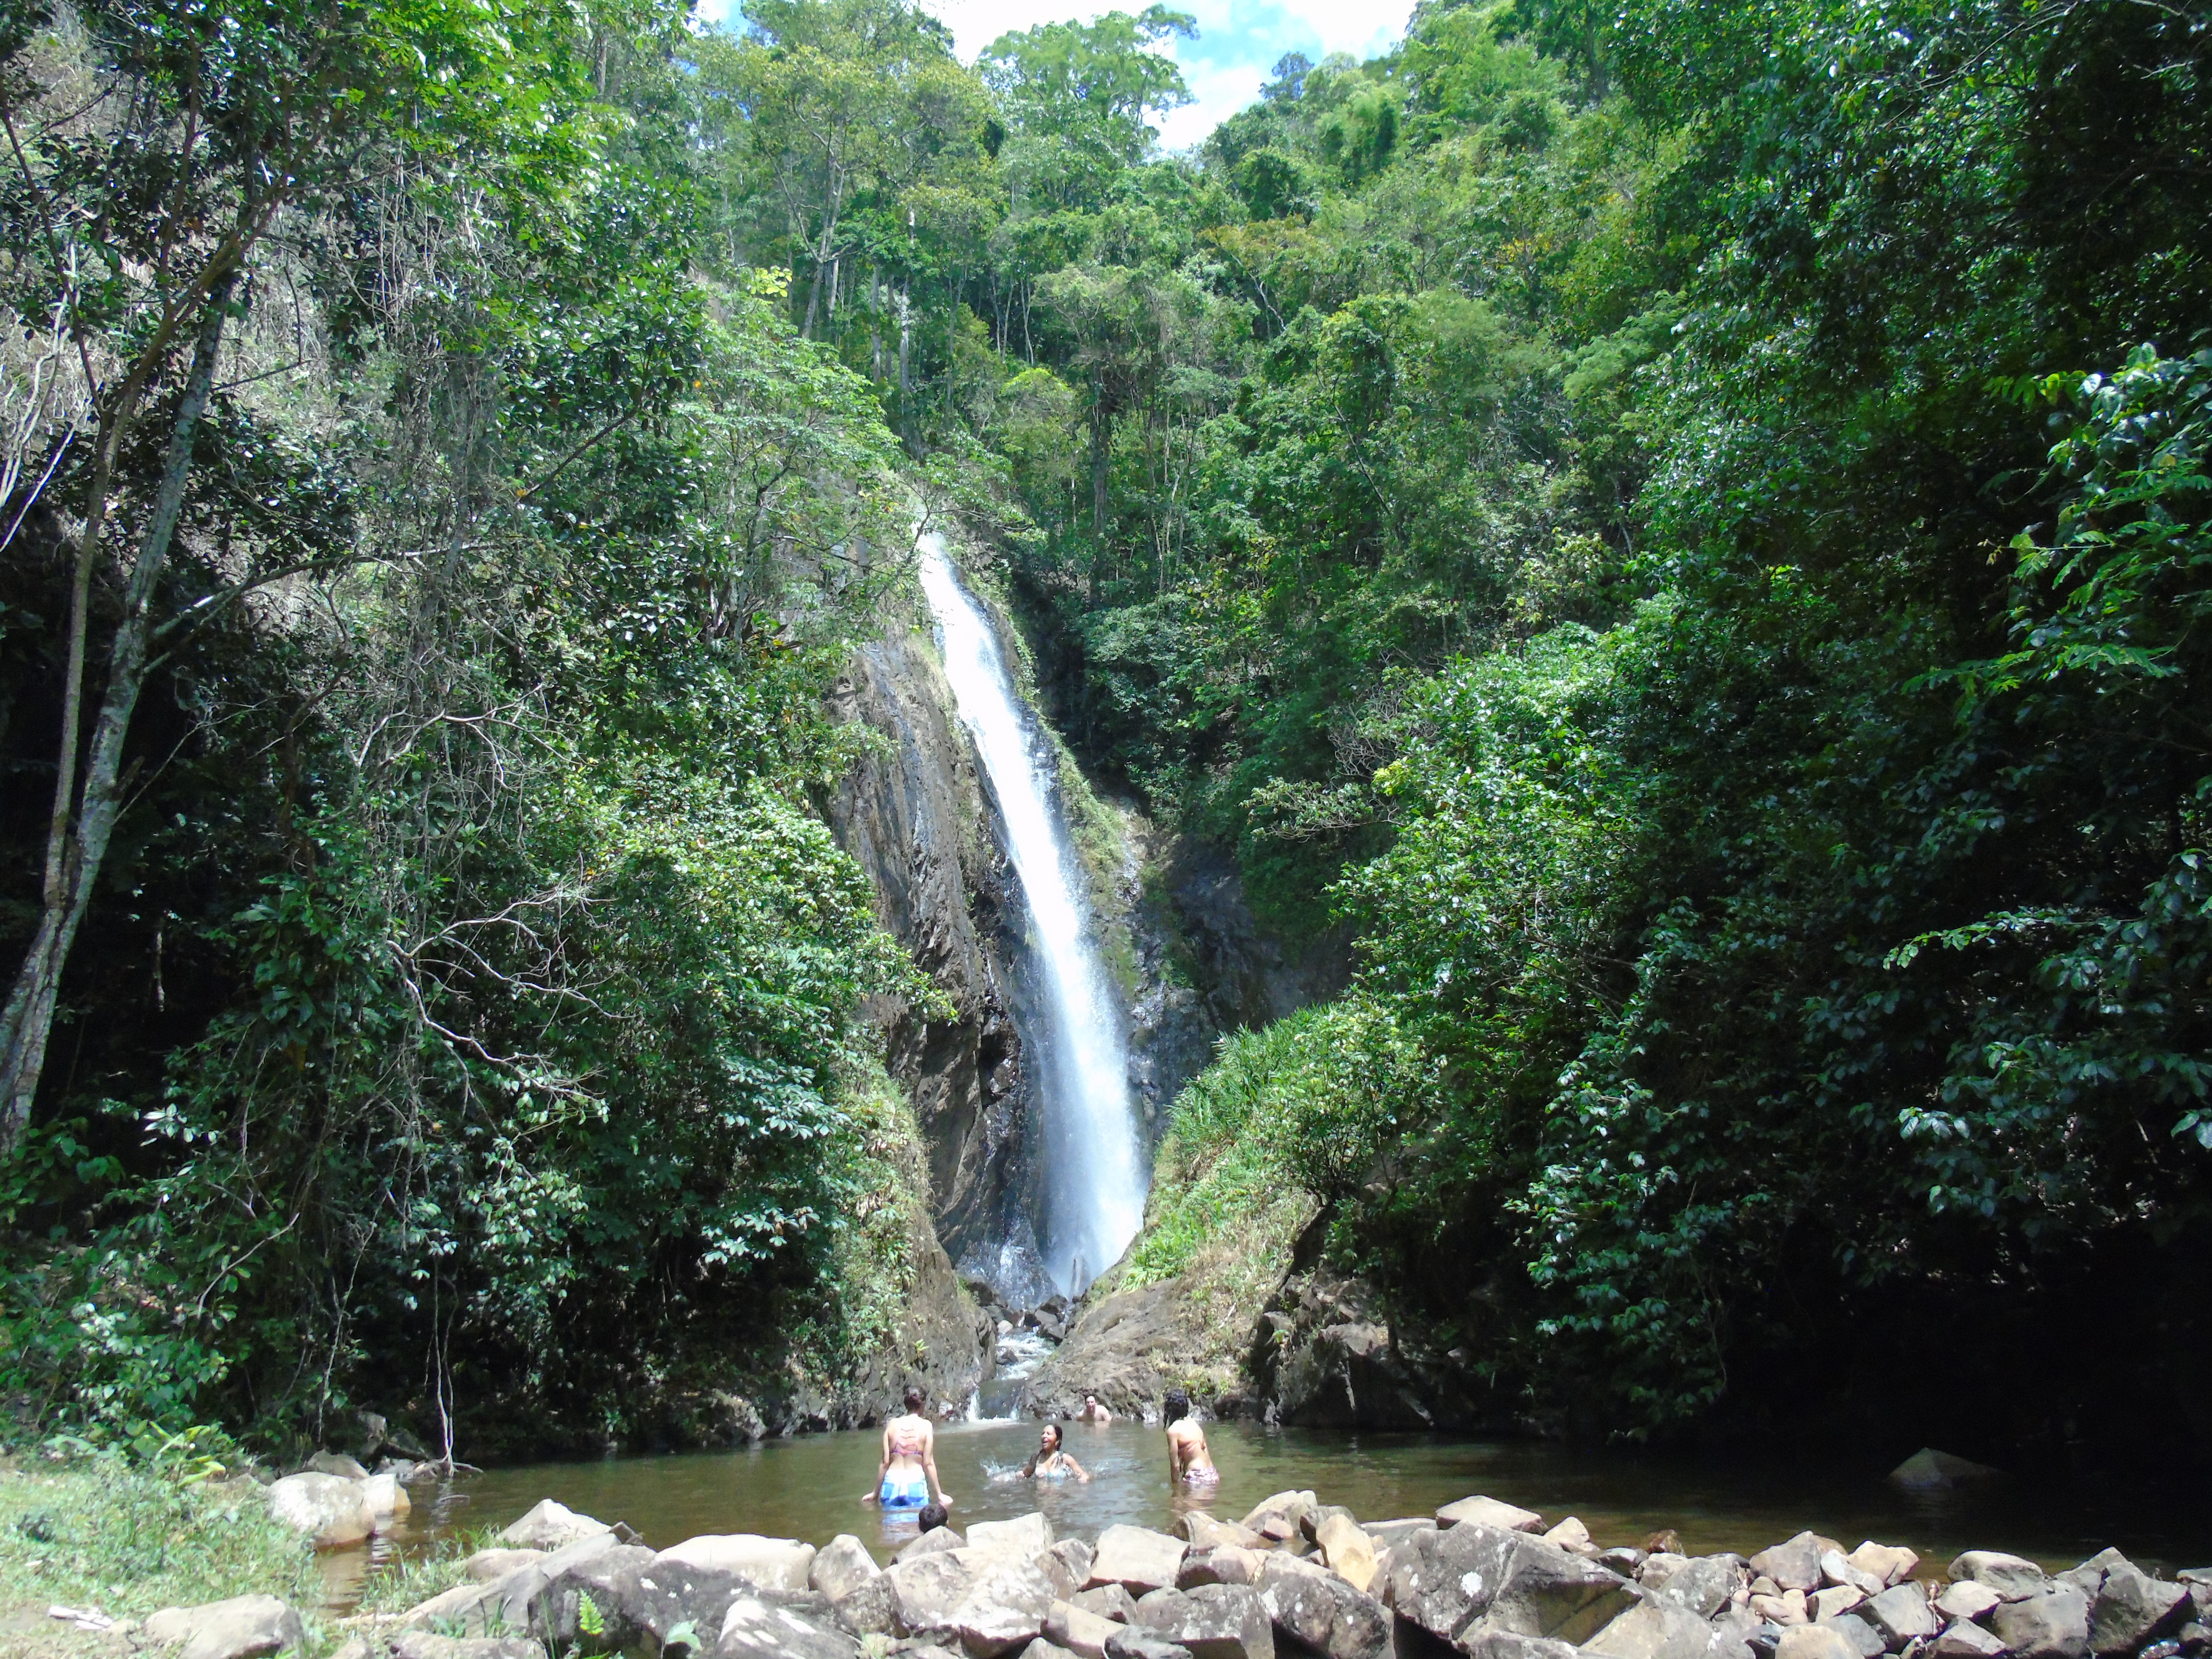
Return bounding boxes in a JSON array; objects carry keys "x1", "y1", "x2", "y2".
[{"x1": 880, "y1": 1476, "x2": 928, "y2": 1508}]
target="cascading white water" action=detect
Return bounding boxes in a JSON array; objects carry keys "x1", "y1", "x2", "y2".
[{"x1": 917, "y1": 534, "x2": 1146, "y2": 1296}]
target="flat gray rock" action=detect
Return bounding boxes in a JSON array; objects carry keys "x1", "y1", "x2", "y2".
[
  {"x1": 1052, "y1": 1600, "x2": 1131, "y2": 1659},
  {"x1": 1091, "y1": 1528, "x2": 1190, "y2": 1595},
  {"x1": 1820, "y1": 1556, "x2": 1884, "y2": 1601},
  {"x1": 901, "y1": 1527, "x2": 969, "y2": 1564},
  {"x1": 1131, "y1": 1584, "x2": 1274, "y2": 1659},
  {"x1": 1990, "y1": 1589, "x2": 2091, "y2": 1659},
  {"x1": 812, "y1": 1534, "x2": 882, "y2": 1602},
  {"x1": 890, "y1": 1549, "x2": 988, "y2": 1637},
  {"x1": 1938, "y1": 1585, "x2": 2005, "y2": 1623},
  {"x1": 1773, "y1": 1628, "x2": 1859, "y2": 1659},
  {"x1": 1106, "y1": 1628, "x2": 1195, "y2": 1659},
  {"x1": 655, "y1": 1534, "x2": 817, "y2": 1592},
  {"x1": 833, "y1": 1572, "x2": 899, "y2": 1638},
  {"x1": 1457, "y1": 1628, "x2": 1581, "y2": 1659},
  {"x1": 1749, "y1": 1539, "x2": 1826, "y2": 1597},
  {"x1": 719, "y1": 1590, "x2": 863, "y2": 1659},
  {"x1": 1044, "y1": 1542, "x2": 1100, "y2": 1600},
  {"x1": 1954, "y1": 1556, "x2": 2056, "y2": 1604},
  {"x1": 969, "y1": 1515, "x2": 1057, "y2": 1559},
  {"x1": 1866, "y1": 1583, "x2": 1940, "y2": 1647},
  {"x1": 1385, "y1": 1521, "x2": 1636, "y2": 1648},
  {"x1": 1075, "y1": 1585, "x2": 1142, "y2": 1623},
  {"x1": 1816, "y1": 1615, "x2": 1885, "y2": 1659},
  {"x1": 951, "y1": 1557, "x2": 1061, "y2": 1659},
  {"x1": 266, "y1": 1474, "x2": 373, "y2": 1548},
  {"x1": 1661, "y1": 1559, "x2": 1749, "y2": 1621},
  {"x1": 500, "y1": 1499, "x2": 611, "y2": 1550},
  {"x1": 143, "y1": 1595, "x2": 304, "y2": 1659},
  {"x1": 2088, "y1": 1565, "x2": 2189, "y2": 1655},
  {"x1": 1708, "y1": 1607, "x2": 1762, "y2": 1659},
  {"x1": 1255, "y1": 1559, "x2": 1388, "y2": 1659},
  {"x1": 1436, "y1": 1497, "x2": 1544, "y2": 1534},
  {"x1": 1582, "y1": 1599, "x2": 1711, "y2": 1659},
  {"x1": 1930, "y1": 1622, "x2": 2009, "y2": 1659},
  {"x1": 1846, "y1": 1547, "x2": 1919, "y2": 1590}
]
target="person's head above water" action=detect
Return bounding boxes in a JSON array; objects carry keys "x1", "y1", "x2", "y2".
[
  {"x1": 918, "y1": 1501, "x2": 948, "y2": 1532},
  {"x1": 1163, "y1": 1388, "x2": 1191, "y2": 1424},
  {"x1": 904, "y1": 1385, "x2": 927, "y2": 1414},
  {"x1": 1038, "y1": 1423, "x2": 1063, "y2": 1455}
]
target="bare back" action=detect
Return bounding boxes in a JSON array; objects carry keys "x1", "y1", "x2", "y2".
[{"x1": 1166, "y1": 1416, "x2": 1217, "y2": 1484}]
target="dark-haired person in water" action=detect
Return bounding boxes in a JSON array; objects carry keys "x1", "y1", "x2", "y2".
[
  {"x1": 864, "y1": 1385, "x2": 952, "y2": 1510},
  {"x1": 1019, "y1": 1422, "x2": 1091, "y2": 1481},
  {"x1": 1162, "y1": 1389, "x2": 1218, "y2": 1486},
  {"x1": 1076, "y1": 1391, "x2": 1113, "y2": 1423}
]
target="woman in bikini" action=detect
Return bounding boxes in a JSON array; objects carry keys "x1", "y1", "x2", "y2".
[
  {"x1": 863, "y1": 1386, "x2": 952, "y2": 1510},
  {"x1": 1018, "y1": 1422, "x2": 1091, "y2": 1482},
  {"x1": 1162, "y1": 1389, "x2": 1218, "y2": 1487}
]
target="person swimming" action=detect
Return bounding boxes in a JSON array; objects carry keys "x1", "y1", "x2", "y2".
[
  {"x1": 1075, "y1": 1391, "x2": 1113, "y2": 1423},
  {"x1": 864, "y1": 1385, "x2": 952, "y2": 1510},
  {"x1": 1162, "y1": 1389, "x2": 1218, "y2": 1486},
  {"x1": 1019, "y1": 1423, "x2": 1091, "y2": 1482}
]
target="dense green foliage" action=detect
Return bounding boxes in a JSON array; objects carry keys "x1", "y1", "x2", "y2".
[
  {"x1": 0, "y1": 0, "x2": 938, "y2": 1455},
  {"x1": 3, "y1": 0, "x2": 2207, "y2": 1462},
  {"x1": 790, "y1": 0, "x2": 2204, "y2": 1449}
]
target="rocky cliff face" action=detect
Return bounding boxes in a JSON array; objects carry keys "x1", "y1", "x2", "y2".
[
  {"x1": 822, "y1": 572, "x2": 1357, "y2": 1418},
  {"x1": 827, "y1": 625, "x2": 1038, "y2": 1284}
]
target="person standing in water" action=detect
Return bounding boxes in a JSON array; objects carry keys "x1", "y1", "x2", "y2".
[
  {"x1": 1076, "y1": 1392, "x2": 1113, "y2": 1423},
  {"x1": 1020, "y1": 1423, "x2": 1091, "y2": 1481},
  {"x1": 1162, "y1": 1389, "x2": 1218, "y2": 1486},
  {"x1": 864, "y1": 1385, "x2": 952, "y2": 1509}
]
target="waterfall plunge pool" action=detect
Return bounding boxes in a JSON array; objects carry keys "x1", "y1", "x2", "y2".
[{"x1": 322, "y1": 1419, "x2": 2211, "y2": 1605}]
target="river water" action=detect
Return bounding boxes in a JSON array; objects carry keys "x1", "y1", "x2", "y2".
[{"x1": 325, "y1": 1419, "x2": 2210, "y2": 1604}]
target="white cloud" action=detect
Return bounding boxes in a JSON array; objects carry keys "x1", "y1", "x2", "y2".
[{"x1": 692, "y1": 0, "x2": 1412, "y2": 148}]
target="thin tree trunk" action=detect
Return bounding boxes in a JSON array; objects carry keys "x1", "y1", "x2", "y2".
[
  {"x1": 869, "y1": 264, "x2": 884, "y2": 383},
  {"x1": 896, "y1": 281, "x2": 914, "y2": 454},
  {"x1": 1089, "y1": 382, "x2": 1109, "y2": 605},
  {"x1": 0, "y1": 280, "x2": 234, "y2": 1152}
]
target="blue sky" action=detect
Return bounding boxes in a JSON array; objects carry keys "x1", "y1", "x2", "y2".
[{"x1": 693, "y1": 0, "x2": 1414, "y2": 148}]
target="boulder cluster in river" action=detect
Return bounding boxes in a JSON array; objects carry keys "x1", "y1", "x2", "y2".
[{"x1": 170, "y1": 1483, "x2": 2212, "y2": 1659}]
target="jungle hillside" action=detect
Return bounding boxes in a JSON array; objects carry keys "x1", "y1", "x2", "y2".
[{"x1": 1, "y1": 0, "x2": 2207, "y2": 1470}]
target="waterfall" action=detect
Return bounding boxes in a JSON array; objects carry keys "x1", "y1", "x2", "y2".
[{"x1": 916, "y1": 534, "x2": 1146, "y2": 1297}]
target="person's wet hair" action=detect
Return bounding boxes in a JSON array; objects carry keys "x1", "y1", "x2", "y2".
[
  {"x1": 918, "y1": 1501, "x2": 948, "y2": 1533},
  {"x1": 904, "y1": 1384, "x2": 927, "y2": 1413},
  {"x1": 1163, "y1": 1389, "x2": 1191, "y2": 1423}
]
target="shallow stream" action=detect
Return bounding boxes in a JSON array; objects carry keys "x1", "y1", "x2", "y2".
[{"x1": 323, "y1": 1420, "x2": 2211, "y2": 1606}]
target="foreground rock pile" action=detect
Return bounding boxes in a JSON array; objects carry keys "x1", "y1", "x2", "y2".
[{"x1": 144, "y1": 1489, "x2": 2212, "y2": 1659}]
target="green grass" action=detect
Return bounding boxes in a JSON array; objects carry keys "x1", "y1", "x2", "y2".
[
  {"x1": 0, "y1": 1459, "x2": 319, "y2": 1620},
  {"x1": 1095, "y1": 1016, "x2": 1323, "y2": 1393}
]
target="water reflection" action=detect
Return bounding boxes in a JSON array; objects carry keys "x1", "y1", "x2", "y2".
[{"x1": 322, "y1": 1419, "x2": 2212, "y2": 1609}]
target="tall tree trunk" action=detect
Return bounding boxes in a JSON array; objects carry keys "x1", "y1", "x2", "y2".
[
  {"x1": 896, "y1": 281, "x2": 915, "y2": 455},
  {"x1": 1089, "y1": 379, "x2": 1109, "y2": 605},
  {"x1": 801, "y1": 255, "x2": 825, "y2": 338},
  {"x1": 0, "y1": 280, "x2": 234, "y2": 1154},
  {"x1": 868, "y1": 265, "x2": 884, "y2": 383}
]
